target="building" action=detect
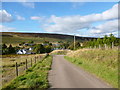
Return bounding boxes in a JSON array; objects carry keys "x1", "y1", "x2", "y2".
[{"x1": 17, "y1": 47, "x2": 35, "y2": 54}]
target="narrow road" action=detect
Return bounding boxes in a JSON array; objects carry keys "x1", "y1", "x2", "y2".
[{"x1": 48, "y1": 55, "x2": 112, "y2": 88}]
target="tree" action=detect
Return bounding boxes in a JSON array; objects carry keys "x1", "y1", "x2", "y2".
[
  {"x1": 68, "y1": 41, "x2": 81, "y2": 50},
  {"x1": 103, "y1": 35, "x2": 108, "y2": 44},
  {"x1": 34, "y1": 44, "x2": 45, "y2": 54},
  {"x1": 58, "y1": 41, "x2": 63, "y2": 43},
  {"x1": 2, "y1": 43, "x2": 7, "y2": 49},
  {"x1": 8, "y1": 44, "x2": 16, "y2": 54},
  {"x1": 43, "y1": 41, "x2": 49, "y2": 44},
  {"x1": 49, "y1": 43, "x2": 52, "y2": 46},
  {"x1": 2, "y1": 48, "x2": 8, "y2": 55},
  {"x1": 44, "y1": 45, "x2": 52, "y2": 53},
  {"x1": 97, "y1": 38, "x2": 103, "y2": 46},
  {"x1": 28, "y1": 41, "x2": 34, "y2": 44},
  {"x1": 63, "y1": 42, "x2": 70, "y2": 49}
]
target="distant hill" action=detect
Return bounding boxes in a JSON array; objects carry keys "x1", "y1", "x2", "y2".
[
  {"x1": 1, "y1": 32, "x2": 97, "y2": 40},
  {"x1": 1, "y1": 32, "x2": 97, "y2": 46}
]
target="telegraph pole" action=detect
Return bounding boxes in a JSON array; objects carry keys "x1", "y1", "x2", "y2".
[{"x1": 74, "y1": 34, "x2": 76, "y2": 50}]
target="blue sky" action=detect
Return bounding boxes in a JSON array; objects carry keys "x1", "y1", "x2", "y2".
[{"x1": 1, "y1": 2, "x2": 118, "y2": 37}]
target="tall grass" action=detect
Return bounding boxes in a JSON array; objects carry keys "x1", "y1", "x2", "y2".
[
  {"x1": 2, "y1": 55, "x2": 52, "y2": 89},
  {"x1": 2, "y1": 54, "x2": 47, "y2": 87},
  {"x1": 65, "y1": 48, "x2": 118, "y2": 88}
]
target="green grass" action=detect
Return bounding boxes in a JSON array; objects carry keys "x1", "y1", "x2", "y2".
[
  {"x1": 2, "y1": 35, "x2": 62, "y2": 46},
  {"x1": 65, "y1": 49, "x2": 118, "y2": 88},
  {"x1": 2, "y1": 55, "x2": 52, "y2": 89}
]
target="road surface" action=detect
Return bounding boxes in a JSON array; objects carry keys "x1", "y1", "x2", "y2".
[{"x1": 48, "y1": 55, "x2": 112, "y2": 88}]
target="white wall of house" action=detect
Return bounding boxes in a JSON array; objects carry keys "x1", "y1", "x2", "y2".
[
  {"x1": 17, "y1": 50, "x2": 23, "y2": 54},
  {"x1": 17, "y1": 49, "x2": 27, "y2": 54}
]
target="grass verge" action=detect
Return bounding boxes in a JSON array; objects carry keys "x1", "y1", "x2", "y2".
[
  {"x1": 2, "y1": 55, "x2": 52, "y2": 89},
  {"x1": 65, "y1": 49, "x2": 118, "y2": 88}
]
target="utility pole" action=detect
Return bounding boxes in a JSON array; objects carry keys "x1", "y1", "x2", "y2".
[{"x1": 74, "y1": 34, "x2": 76, "y2": 50}]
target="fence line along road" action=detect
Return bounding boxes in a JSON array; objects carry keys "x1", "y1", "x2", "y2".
[{"x1": 15, "y1": 55, "x2": 46, "y2": 77}]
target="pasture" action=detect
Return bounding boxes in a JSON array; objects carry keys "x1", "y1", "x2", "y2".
[
  {"x1": 2, "y1": 55, "x2": 52, "y2": 89},
  {"x1": 2, "y1": 54, "x2": 46, "y2": 87}
]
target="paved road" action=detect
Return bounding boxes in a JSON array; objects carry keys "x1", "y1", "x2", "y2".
[{"x1": 48, "y1": 55, "x2": 112, "y2": 88}]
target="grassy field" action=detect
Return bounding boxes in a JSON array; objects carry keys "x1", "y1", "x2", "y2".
[
  {"x1": 2, "y1": 55, "x2": 52, "y2": 89},
  {"x1": 2, "y1": 54, "x2": 46, "y2": 87},
  {"x1": 65, "y1": 48, "x2": 118, "y2": 88},
  {"x1": 2, "y1": 35, "x2": 63, "y2": 46}
]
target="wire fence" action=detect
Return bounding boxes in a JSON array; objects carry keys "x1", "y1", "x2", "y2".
[
  {"x1": 88, "y1": 44, "x2": 118, "y2": 50},
  {"x1": 2, "y1": 54, "x2": 47, "y2": 87}
]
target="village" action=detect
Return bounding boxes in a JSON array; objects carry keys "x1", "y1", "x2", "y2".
[
  {"x1": 2, "y1": 40, "x2": 70, "y2": 55},
  {"x1": 16, "y1": 41, "x2": 61, "y2": 54}
]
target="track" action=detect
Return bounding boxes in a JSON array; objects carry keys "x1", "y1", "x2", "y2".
[{"x1": 48, "y1": 55, "x2": 112, "y2": 88}]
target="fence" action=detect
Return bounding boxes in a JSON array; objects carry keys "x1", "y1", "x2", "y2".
[
  {"x1": 2, "y1": 54, "x2": 48, "y2": 86},
  {"x1": 15, "y1": 55, "x2": 46, "y2": 77},
  {"x1": 88, "y1": 43, "x2": 118, "y2": 50}
]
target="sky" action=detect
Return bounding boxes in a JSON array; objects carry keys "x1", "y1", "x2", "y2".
[{"x1": 0, "y1": 2, "x2": 119, "y2": 37}]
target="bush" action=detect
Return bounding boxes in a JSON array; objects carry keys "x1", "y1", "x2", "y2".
[
  {"x1": 33, "y1": 44, "x2": 45, "y2": 54},
  {"x1": 2, "y1": 44, "x2": 16, "y2": 55}
]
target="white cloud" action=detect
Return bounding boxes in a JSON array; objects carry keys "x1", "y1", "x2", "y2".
[
  {"x1": 42, "y1": 4, "x2": 118, "y2": 36},
  {"x1": 90, "y1": 20, "x2": 118, "y2": 36},
  {"x1": 16, "y1": 15, "x2": 25, "y2": 20},
  {"x1": 0, "y1": 10, "x2": 13, "y2": 23},
  {"x1": 72, "y1": 2, "x2": 85, "y2": 9},
  {"x1": 44, "y1": 15, "x2": 90, "y2": 33},
  {"x1": 0, "y1": 25, "x2": 16, "y2": 32},
  {"x1": 21, "y1": 2, "x2": 35, "y2": 8},
  {"x1": 77, "y1": 4, "x2": 118, "y2": 23},
  {"x1": 31, "y1": 16, "x2": 42, "y2": 20}
]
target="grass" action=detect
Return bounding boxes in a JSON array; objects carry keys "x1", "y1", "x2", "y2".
[
  {"x1": 2, "y1": 54, "x2": 46, "y2": 86},
  {"x1": 2, "y1": 55, "x2": 52, "y2": 89},
  {"x1": 2, "y1": 34, "x2": 63, "y2": 46},
  {"x1": 50, "y1": 49, "x2": 71, "y2": 55},
  {"x1": 2, "y1": 54, "x2": 44, "y2": 67},
  {"x1": 65, "y1": 48, "x2": 118, "y2": 88}
]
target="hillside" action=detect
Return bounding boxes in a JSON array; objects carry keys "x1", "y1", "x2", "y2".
[{"x1": 1, "y1": 32, "x2": 97, "y2": 46}]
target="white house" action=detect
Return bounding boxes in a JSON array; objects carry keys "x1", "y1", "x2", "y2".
[
  {"x1": 17, "y1": 49, "x2": 27, "y2": 54},
  {"x1": 29, "y1": 47, "x2": 34, "y2": 51},
  {"x1": 17, "y1": 48, "x2": 34, "y2": 54}
]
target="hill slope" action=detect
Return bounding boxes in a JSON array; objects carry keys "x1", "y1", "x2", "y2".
[{"x1": 1, "y1": 32, "x2": 96, "y2": 46}]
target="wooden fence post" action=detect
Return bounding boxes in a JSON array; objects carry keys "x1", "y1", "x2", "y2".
[
  {"x1": 26, "y1": 59, "x2": 28, "y2": 69},
  {"x1": 31, "y1": 58, "x2": 32, "y2": 67},
  {"x1": 99, "y1": 44, "x2": 101, "y2": 49},
  {"x1": 104, "y1": 44, "x2": 107, "y2": 49},
  {"x1": 36, "y1": 57, "x2": 37, "y2": 62},
  {"x1": 94, "y1": 46, "x2": 96, "y2": 49},
  {"x1": 16, "y1": 62, "x2": 18, "y2": 76},
  {"x1": 112, "y1": 42, "x2": 114, "y2": 49},
  {"x1": 37, "y1": 56, "x2": 38, "y2": 59},
  {"x1": 35, "y1": 57, "x2": 36, "y2": 63}
]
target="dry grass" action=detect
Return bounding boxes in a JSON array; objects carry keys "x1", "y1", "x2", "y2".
[
  {"x1": 2, "y1": 55, "x2": 52, "y2": 89},
  {"x1": 2, "y1": 54, "x2": 46, "y2": 87},
  {"x1": 65, "y1": 48, "x2": 118, "y2": 87},
  {"x1": 2, "y1": 54, "x2": 44, "y2": 67},
  {"x1": 50, "y1": 49, "x2": 71, "y2": 55},
  {"x1": 67, "y1": 48, "x2": 118, "y2": 69}
]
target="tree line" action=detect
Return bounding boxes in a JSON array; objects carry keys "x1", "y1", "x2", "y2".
[
  {"x1": 83, "y1": 34, "x2": 120, "y2": 48},
  {"x1": 2, "y1": 33, "x2": 119, "y2": 55},
  {"x1": 2, "y1": 41, "x2": 53, "y2": 55}
]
